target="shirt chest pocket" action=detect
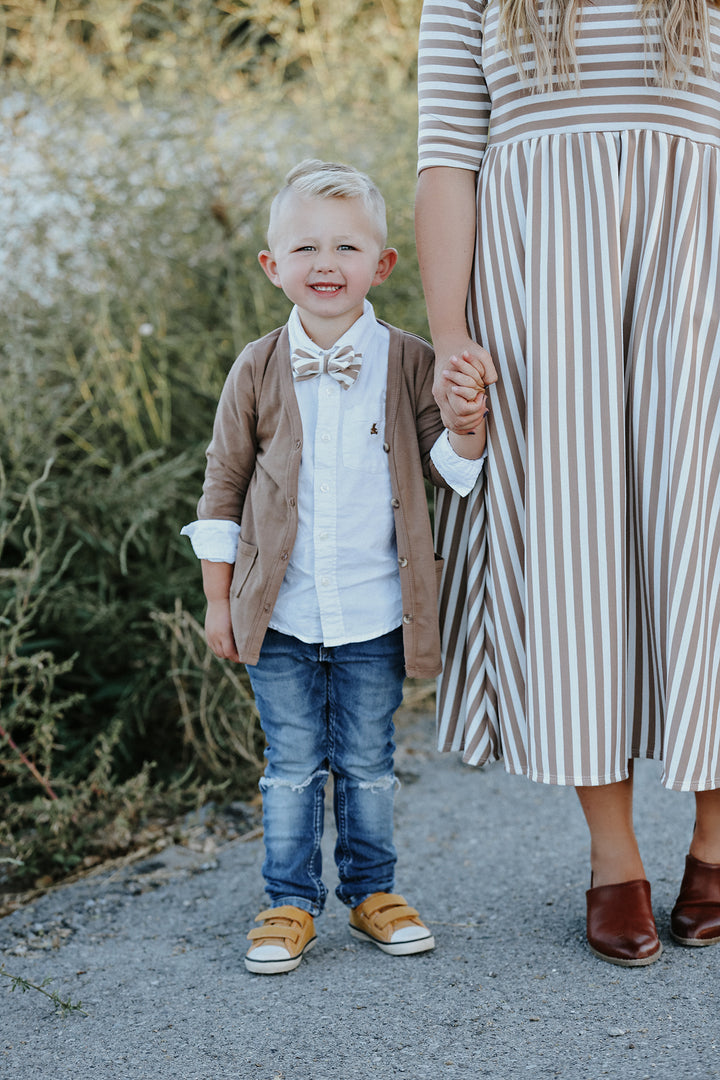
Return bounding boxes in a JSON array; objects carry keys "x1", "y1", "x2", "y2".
[{"x1": 341, "y1": 413, "x2": 388, "y2": 474}]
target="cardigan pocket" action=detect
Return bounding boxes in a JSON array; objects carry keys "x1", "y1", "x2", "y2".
[
  {"x1": 232, "y1": 538, "x2": 258, "y2": 596},
  {"x1": 434, "y1": 553, "x2": 445, "y2": 597}
]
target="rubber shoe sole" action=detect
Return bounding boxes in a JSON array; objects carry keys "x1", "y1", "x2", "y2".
[
  {"x1": 349, "y1": 924, "x2": 435, "y2": 956},
  {"x1": 588, "y1": 941, "x2": 662, "y2": 967},
  {"x1": 670, "y1": 929, "x2": 720, "y2": 947},
  {"x1": 245, "y1": 934, "x2": 317, "y2": 974}
]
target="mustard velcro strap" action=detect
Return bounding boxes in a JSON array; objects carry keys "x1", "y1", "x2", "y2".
[
  {"x1": 254, "y1": 905, "x2": 307, "y2": 924},
  {"x1": 360, "y1": 893, "x2": 408, "y2": 916},
  {"x1": 247, "y1": 924, "x2": 300, "y2": 944},
  {"x1": 374, "y1": 905, "x2": 419, "y2": 929}
]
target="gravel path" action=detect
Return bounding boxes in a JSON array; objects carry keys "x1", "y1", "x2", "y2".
[{"x1": 1, "y1": 704, "x2": 719, "y2": 1080}]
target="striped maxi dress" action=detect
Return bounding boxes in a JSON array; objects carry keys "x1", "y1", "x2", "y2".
[{"x1": 418, "y1": 0, "x2": 720, "y2": 790}]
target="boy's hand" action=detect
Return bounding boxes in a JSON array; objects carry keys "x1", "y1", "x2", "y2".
[
  {"x1": 205, "y1": 600, "x2": 240, "y2": 663},
  {"x1": 445, "y1": 353, "x2": 489, "y2": 427},
  {"x1": 444, "y1": 352, "x2": 487, "y2": 398},
  {"x1": 432, "y1": 334, "x2": 496, "y2": 434}
]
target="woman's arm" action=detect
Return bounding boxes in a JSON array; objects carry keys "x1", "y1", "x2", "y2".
[{"x1": 415, "y1": 165, "x2": 496, "y2": 431}]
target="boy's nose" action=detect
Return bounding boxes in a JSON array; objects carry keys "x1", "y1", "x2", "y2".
[{"x1": 313, "y1": 251, "x2": 337, "y2": 271}]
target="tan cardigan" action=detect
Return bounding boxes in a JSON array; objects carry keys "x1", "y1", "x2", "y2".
[{"x1": 197, "y1": 321, "x2": 450, "y2": 677}]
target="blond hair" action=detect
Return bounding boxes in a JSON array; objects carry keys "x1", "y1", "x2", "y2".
[
  {"x1": 267, "y1": 159, "x2": 388, "y2": 246},
  {"x1": 497, "y1": 0, "x2": 718, "y2": 91}
]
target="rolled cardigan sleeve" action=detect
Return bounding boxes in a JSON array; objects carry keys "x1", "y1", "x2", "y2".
[
  {"x1": 180, "y1": 519, "x2": 241, "y2": 562},
  {"x1": 417, "y1": 0, "x2": 491, "y2": 173},
  {"x1": 430, "y1": 428, "x2": 485, "y2": 496}
]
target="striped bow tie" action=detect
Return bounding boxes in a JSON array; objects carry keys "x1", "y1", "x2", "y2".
[{"x1": 290, "y1": 343, "x2": 362, "y2": 390}]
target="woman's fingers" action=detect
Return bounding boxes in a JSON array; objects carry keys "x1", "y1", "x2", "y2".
[
  {"x1": 447, "y1": 345, "x2": 497, "y2": 386},
  {"x1": 448, "y1": 386, "x2": 489, "y2": 426},
  {"x1": 433, "y1": 337, "x2": 497, "y2": 432}
]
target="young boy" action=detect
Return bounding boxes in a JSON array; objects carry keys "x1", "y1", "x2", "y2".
[{"x1": 182, "y1": 160, "x2": 487, "y2": 974}]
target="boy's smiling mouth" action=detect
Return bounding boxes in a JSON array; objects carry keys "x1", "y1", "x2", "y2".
[{"x1": 309, "y1": 283, "x2": 343, "y2": 293}]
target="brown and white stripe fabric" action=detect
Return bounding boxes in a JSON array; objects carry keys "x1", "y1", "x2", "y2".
[
  {"x1": 290, "y1": 343, "x2": 363, "y2": 389},
  {"x1": 419, "y1": 0, "x2": 720, "y2": 790}
]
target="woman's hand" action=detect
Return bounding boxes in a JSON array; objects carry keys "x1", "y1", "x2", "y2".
[{"x1": 433, "y1": 333, "x2": 497, "y2": 433}]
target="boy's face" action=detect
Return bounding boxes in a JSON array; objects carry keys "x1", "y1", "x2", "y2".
[{"x1": 258, "y1": 193, "x2": 397, "y2": 348}]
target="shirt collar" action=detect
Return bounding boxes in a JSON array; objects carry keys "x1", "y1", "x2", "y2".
[{"x1": 287, "y1": 299, "x2": 378, "y2": 358}]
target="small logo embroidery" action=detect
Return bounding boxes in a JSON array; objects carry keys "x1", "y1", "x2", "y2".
[{"x1": 370, "y1": 422, "x2": 378, "y2": 435}]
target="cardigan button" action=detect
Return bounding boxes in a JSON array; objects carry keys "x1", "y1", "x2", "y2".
[
  {"x1": 402, "y1": 613, "x2": 413, "y2": 624},
  {"x1": 398, "y1": 556, "x2": 408, "y2": 568},
  {"x1": 295, "y1": 440, "x2": 302, "y2": 450},
  {"x1": 289, "y1": 497, "x2": 296, "y2": 508},
  {"x1": 382, "y1": 442, "x2": 390, "y2": 453},
  {"x1": 281, "y1": 551, "x2": 289, "y2": 561},
  {"x1": 390, "y1": 497, "x2": 400, "y2": 509}
]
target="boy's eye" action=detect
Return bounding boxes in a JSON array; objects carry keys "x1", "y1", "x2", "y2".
[
  {"x1": 338, "y1": 244, "x2": 357, "y2": 251},
  {"x1": 296, "y1": 245, "x2": 316, "y2": 252}
]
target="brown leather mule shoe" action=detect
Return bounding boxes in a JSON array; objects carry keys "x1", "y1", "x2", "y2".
[
  {"x1": 586, "y1": 878, "x2": 662, "y2": 966},
  {"x1": 670, "y1": 853, "x2": 720, "y2": 946}
]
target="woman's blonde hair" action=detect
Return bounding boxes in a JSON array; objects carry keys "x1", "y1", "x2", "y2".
[{"x1": 497, "y1": 1, "x2": 718, "y2": 90}]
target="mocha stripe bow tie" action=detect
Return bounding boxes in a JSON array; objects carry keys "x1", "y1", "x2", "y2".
[{"x1": 290, "y1": 343, "x2": 362, "y2": 390}]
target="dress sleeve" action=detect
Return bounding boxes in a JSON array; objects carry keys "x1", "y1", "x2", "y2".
[{"x1": 417, "y1": 0, "x2": 491, "y2": 173}]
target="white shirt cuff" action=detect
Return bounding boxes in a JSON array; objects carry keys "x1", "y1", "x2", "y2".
[
  {"x1": 430, "y1": 429, "x2": 486, "y2": 497},
  {"x1": 180, "y1": 519, "x2": 240, "y2": 562}
]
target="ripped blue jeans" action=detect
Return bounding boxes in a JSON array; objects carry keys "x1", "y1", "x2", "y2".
[{"x1": 246, "y1": 627, "x2": 405, "y2": 915}]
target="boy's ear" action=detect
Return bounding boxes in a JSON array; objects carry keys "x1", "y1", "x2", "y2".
[
  {"x1": 372, "y1": 247, "x2": 398, "y2": 286},
  {"x1": 258, "y1": 250, "x2": 282, "y2": 287}
]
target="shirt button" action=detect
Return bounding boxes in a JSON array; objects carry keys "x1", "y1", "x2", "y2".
[
  {"x1": 320, "y1": 483, "x2": 330, "y2": 493},
  {"x1": 383, "y1": 442, "x2": 390, "y2": 453},
  {"x1": 398, "y1": 556, "x2": 408, "y2": 568},
  {"x1": 320, "y1": 576, "x2": 330, "y2": 587},
  {"x1": 321, "y1": 433, "x2": 331, "y2": 442},
  {"x1": 391, "y1": 497, "x2": 400, "y2": 509},
  {"x1": 402, "y1": 613, "x2": 413, "y2": 624},
  {"x1": 319, "y1": 530, "x2": 329, "y2": 540}
]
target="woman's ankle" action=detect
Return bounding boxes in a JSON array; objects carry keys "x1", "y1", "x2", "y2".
[
  {"x1": 589, "y1": 851, "x2": 647, "y2": 889},
  {"x1": 688, "y1": 830, "x2": 720, "y2": 865},
  {"x1": 690, "y1": 790, "x2": 720, "y2": 864},
  {"x1": 576, "y1": 773, "x2": 645, "y2": 888}
]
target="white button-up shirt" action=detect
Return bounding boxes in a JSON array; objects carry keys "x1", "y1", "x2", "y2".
[{"x1": 182, "y1": 301, "x2": 484, "y2": 647}]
